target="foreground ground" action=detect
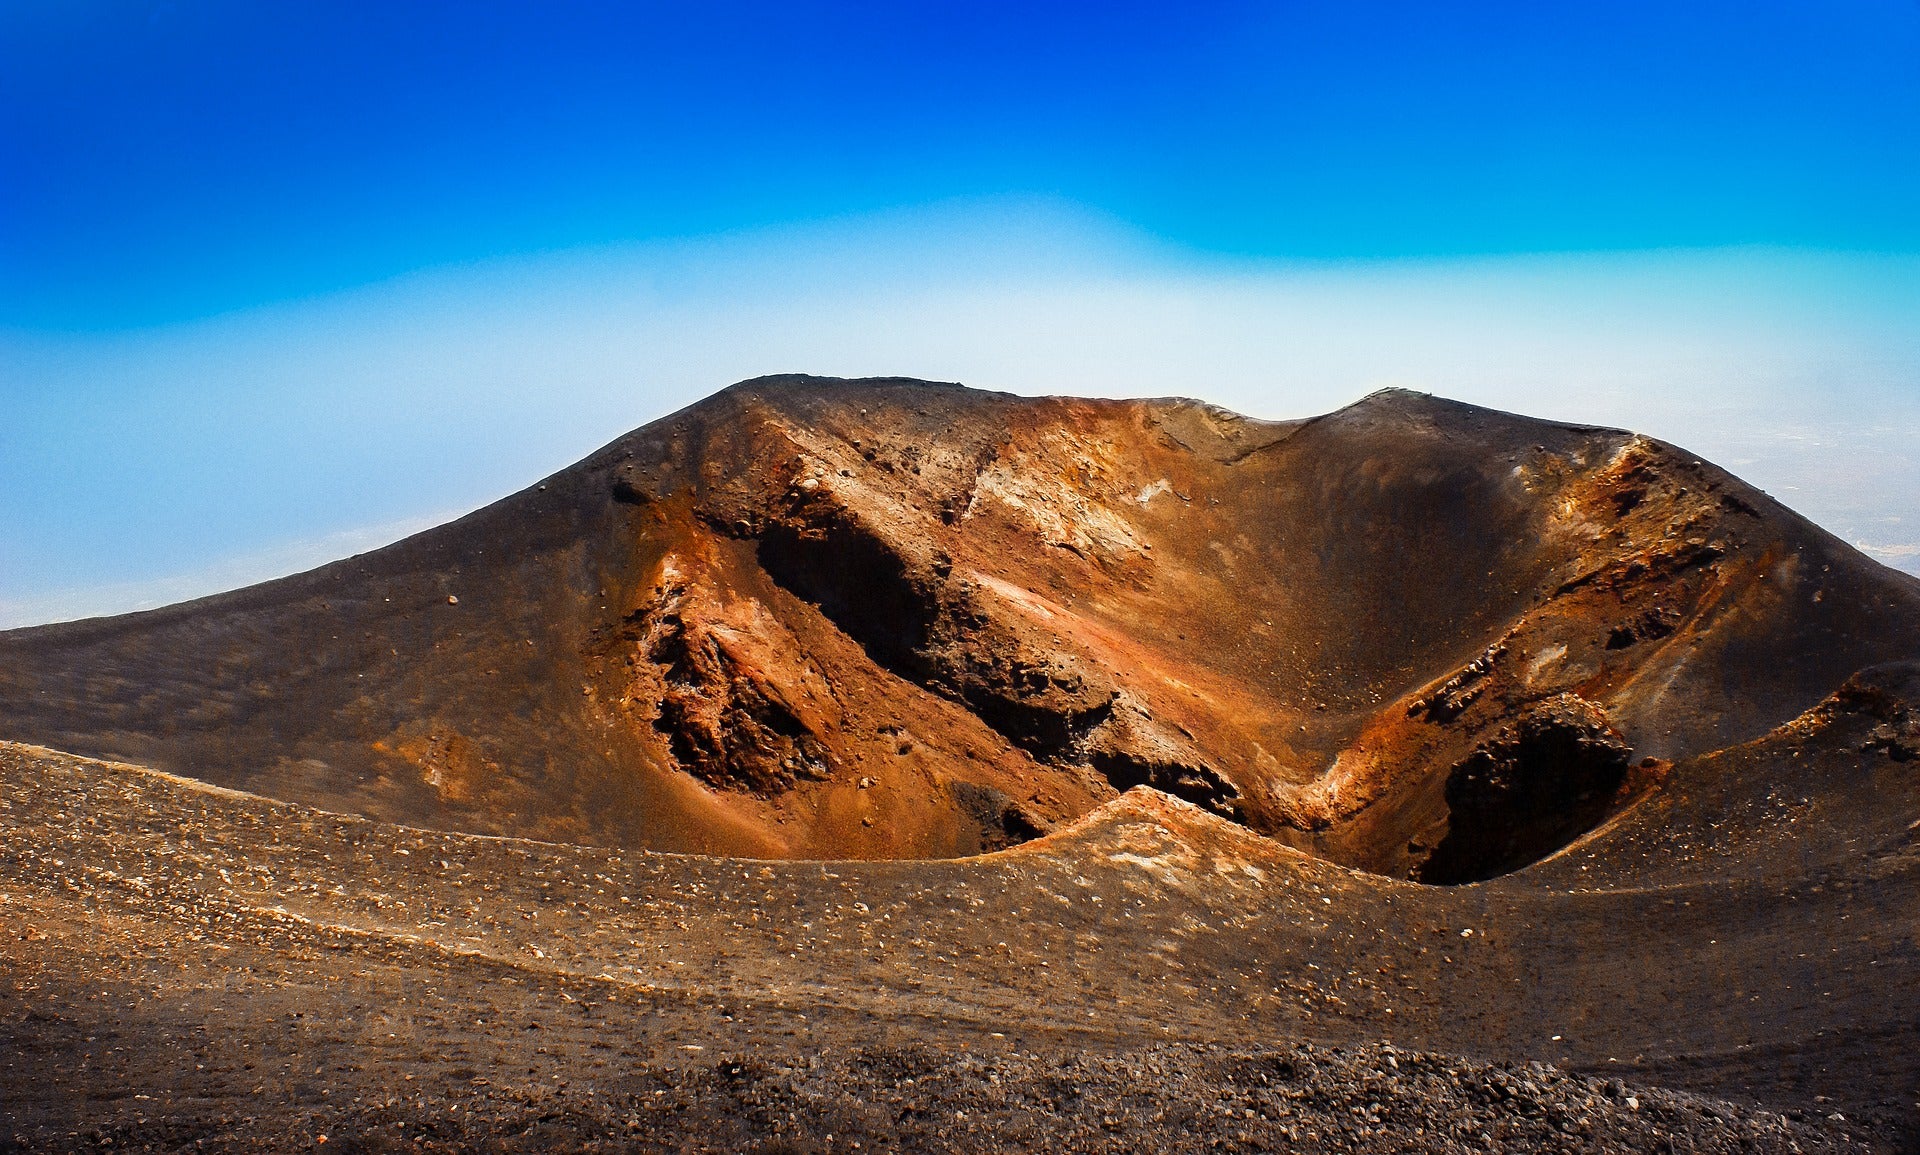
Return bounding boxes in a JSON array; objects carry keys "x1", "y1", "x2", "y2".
[{"x1": 3, "y1": 733, "x2": 1914, "y2": 1151}]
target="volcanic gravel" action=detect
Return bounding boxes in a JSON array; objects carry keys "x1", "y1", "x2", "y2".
[{"x1": 3, "y1": 1041, "x2": 1873, "y2": 1154}]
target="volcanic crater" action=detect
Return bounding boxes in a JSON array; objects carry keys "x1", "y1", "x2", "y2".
[{"x1": 4, "y1": 375, "x2": 1918, "y2": 1151}]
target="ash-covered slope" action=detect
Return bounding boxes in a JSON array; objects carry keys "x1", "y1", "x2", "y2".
[{"x1": 3, "y1": 375, "x2": 1917, "y2": 877}]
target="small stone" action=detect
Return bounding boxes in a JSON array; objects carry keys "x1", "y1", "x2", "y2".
[{"x1": 446, "y1": 595, "x2": 459, "y2": 605}]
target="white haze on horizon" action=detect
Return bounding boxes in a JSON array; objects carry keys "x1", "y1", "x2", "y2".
[{"x1": 3, "y1": 199, "x2": 1918, "y2": 628}]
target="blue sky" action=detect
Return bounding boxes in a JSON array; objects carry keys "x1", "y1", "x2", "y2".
[{"x1": 4, "y1": 2, "x2": 1919, "y2": 622}]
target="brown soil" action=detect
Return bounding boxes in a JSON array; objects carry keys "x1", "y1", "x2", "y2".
[{"x1": 3, "y1": 377, "x2": 1918, "y2": 1150}]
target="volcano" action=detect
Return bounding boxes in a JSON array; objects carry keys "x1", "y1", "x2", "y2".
[{"x1": 3, "y1": 376, "x2": 1918, "y2": 1151}]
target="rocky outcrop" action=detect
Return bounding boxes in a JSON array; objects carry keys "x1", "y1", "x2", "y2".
[{"x1": 1416, "y1": 694, "x2": 1634, "y2": 884}]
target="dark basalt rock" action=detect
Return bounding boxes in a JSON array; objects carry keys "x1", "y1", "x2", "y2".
[{"x1": 1418, "y1": 695, "x2": 1633, "y2": 885}]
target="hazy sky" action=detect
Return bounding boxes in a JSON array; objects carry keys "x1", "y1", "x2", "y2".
[{"x1": 4, "y1": 2, "x2": 1918, "y2": 625}]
